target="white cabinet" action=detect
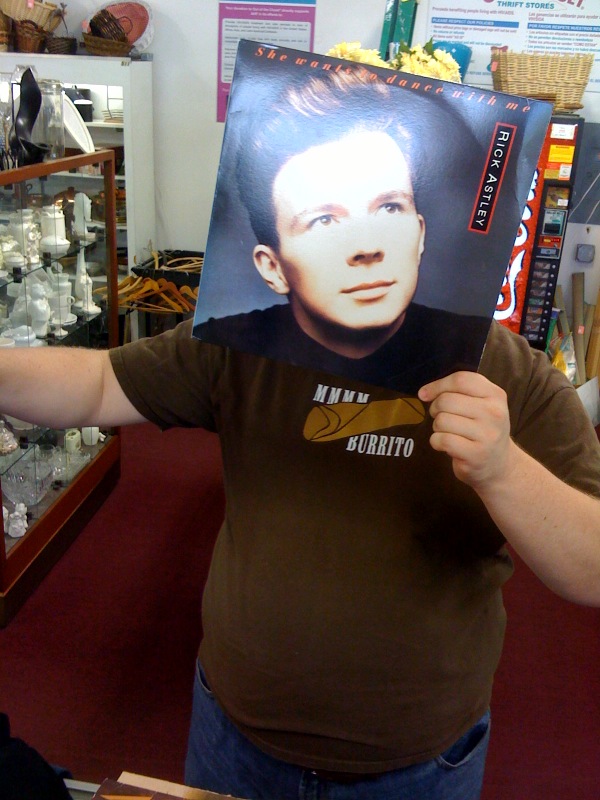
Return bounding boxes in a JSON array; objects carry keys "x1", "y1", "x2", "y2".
[{"x1": 0, "y1": 53, "x2": 155, "y2": 275}]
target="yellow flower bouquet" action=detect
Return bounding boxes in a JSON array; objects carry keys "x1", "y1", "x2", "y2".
[
  {"x1": 326, "y1": 38, "x2": 462, "y2": 83},
  {"x1": 325, "y1": 41, "x2": 389, "y2": 69},
  {"x1": 390, "y1": 39, "x2": 461, "y2": 82}
]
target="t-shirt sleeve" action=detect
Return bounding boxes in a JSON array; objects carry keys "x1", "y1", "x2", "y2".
[
  {"x1": 109, "y1": 319, "x2": 221, "y2": 430},
  {"x1": 481, "y1": 322, "x2": 600, "y2": 497}
]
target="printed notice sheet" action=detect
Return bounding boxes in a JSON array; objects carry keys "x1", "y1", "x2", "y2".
[{"x1": 217, "y1": 0, "x2": 316, "y2": 121}]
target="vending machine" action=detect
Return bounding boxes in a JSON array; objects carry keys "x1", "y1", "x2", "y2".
[{"x1": 495, "y1": 114, "x2": 584, "y2": 350}]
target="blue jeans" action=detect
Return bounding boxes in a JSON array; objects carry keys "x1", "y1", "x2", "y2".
[{"x1": 184, "y1": 661, "x2": 490, "y2": 800}]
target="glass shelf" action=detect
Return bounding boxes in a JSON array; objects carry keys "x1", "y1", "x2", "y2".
[{"x1": 0, "y1": 150, "x2": 121, "y2": 626}]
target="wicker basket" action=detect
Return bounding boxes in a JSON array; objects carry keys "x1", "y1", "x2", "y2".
[
  {"x1": 101, "y1": 2, "x2": 153, "y2": 51},
  {"x1": 45, "y1": 32, "x2": 77, "y2": 53},
  {"x1": 82, "y1": 31, "x2": 131, "y2": 56},
  {"x1": 83, "y1": 2, "x2": 153, "y2": 52},
  {"x1": 14, "y1": 18, "x2": 46, "y2": 51},
  {"x1": 491, "y1": 49, "x2": 593, "y2": 112},
  {"x1": 0, "y1": 0, "x2": 60, "y2": 31},
  {"x1": 89, "y1": 8, "x2": 127, "y2": 41},
  {"x1": 0, "y1": 10, "x2": 9, "y2": 51}
]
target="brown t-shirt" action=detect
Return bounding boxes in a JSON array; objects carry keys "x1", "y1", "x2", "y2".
[{"x1": 110, "y1": 320, "x2": 600, "y2": 772}]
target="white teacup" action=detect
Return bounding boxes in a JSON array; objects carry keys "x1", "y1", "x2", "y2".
[
  {"x1": 81, "y1": 426, "x2": 100, "y2": 446},
  {"x1": 48, "y1": 292, "x2": 74, "y2": 321}
]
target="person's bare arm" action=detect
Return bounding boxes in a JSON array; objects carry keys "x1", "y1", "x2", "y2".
[
  {"x1": 0, "y1": 346, "x2": 147, "y2": 428},
  {"x1": 418, "y1": 371, "x2": 600, "y2": 607}
]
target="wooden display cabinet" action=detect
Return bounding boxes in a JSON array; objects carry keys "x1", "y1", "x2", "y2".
[{"x1": 0, "y1": 150, "x2": 120, "y2": 626}]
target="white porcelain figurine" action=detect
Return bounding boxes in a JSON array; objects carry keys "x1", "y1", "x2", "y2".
[
  {"x1": 29, "y1": 282, "x2": 51, "y2": 338},
  {"x1": 74, "y1": 247, "x2": 89, "y2": 302},
  {"x1": 7, "y1": 502, "x2": 28, "y2": 538},
  {"x1": 72, "y1": 193, "x2": 95, "y2": 242}
]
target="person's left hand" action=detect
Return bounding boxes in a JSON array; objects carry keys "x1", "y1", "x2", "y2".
[{"x1": 418, "y1": 371, "x2": 513, "y2": 490}]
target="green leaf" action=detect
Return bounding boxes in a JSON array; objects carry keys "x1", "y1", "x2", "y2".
[{"x1": 423, "y1": 37, "x2": 436, "y2": 57}]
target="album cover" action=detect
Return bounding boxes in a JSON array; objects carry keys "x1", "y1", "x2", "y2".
[
  {"x1": 193, "y1": 39, "x2": 552, "y2": 393},
  {"x1": 92, "y1": 775, "x2": 230, "y2": 799}
]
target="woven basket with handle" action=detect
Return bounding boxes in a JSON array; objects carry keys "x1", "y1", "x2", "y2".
[
  {"x1": 89, "y1": 8, "x2": 128, "y2": 41},
  {"x1": 43, "y1": 3, "x2": 77, "y2": 54},
  {"x1": 490, "y1": 49, "x2": 593, "y2": 112}
]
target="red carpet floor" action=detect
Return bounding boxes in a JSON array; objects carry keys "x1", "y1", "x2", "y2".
[
  {"x1": 0, "y1": 423, "x2": 224, "y2": 786},
  {"x1": 1, "y1": 421, "x2": 600, "y2": 796},
  {"x1": 482, "y1": 558, "x2": 600, "y2": 799}
]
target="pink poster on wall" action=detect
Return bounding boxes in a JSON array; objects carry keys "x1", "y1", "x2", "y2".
[{"x1": 217, "y1": 0, "x2": 316, "y2": 122}]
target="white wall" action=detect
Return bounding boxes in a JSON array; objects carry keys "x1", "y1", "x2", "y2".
[
  {"x1": 58, "y1": 0, "x2": 599, "y2": 315},
  {"x1": 555, "y1": 225, "x2": 600, "y2": 323}
]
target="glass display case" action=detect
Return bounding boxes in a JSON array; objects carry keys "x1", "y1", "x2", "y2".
[
  {"x1": 0, "y1": 53, "x2": 155, "y2": 279},
  {"x1": 0, "y1": 150, "x2": 120, "y2": 626}
]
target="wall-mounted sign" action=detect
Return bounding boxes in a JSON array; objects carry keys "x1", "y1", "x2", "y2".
[
  {"x1": 413, "y1": 1, "x2": 599, "y2": 95},
  {"x1": 217, "y1": 0, "x2": 316, "y2": 122}
]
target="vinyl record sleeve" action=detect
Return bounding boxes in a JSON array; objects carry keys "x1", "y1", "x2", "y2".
[{"x1": 193, "y1": 40, "x2": 552, "y2": 393}]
